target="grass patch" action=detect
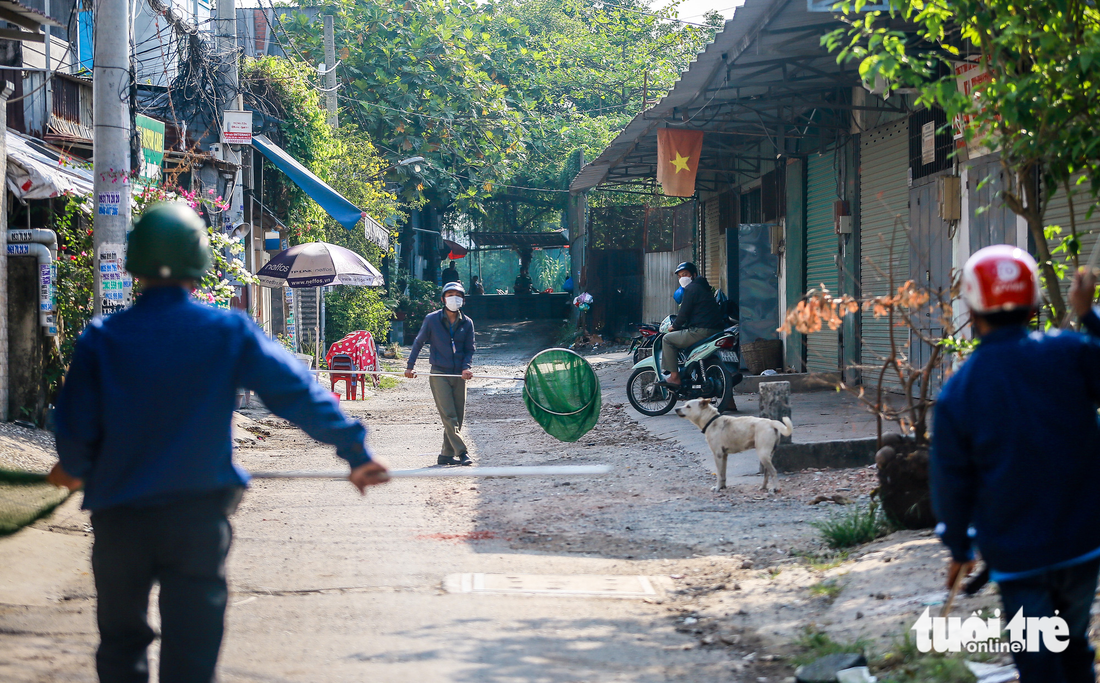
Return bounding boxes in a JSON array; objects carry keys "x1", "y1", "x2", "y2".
[
  {"x1": 794, "y1": 630, "x2": 984, "y2": 682},
  {"x1": 812, "y1": 498, "x2": 894, "y2": 549},
  {"x1": 809, "y1": 579, "x2": 843, "y2": 602},
  {"x1": 378, "y1": 376, "x2": 400, "y2": 389},
  {"x1": 791, "y1": 627, "x2": 870, "y2": 667},
  {"x1": 794, "y1": 549, "x2": 850, "y2": 571},
  {"x1": 874, "y1": 634, "x2": 977, "y2": 683}
]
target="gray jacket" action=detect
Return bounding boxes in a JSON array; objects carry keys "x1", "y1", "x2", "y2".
[{"x1": 407, "y1": 309, "x2": 476, "y2": 373}]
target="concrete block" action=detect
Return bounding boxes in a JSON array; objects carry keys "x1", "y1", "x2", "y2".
[
  {"x1": 736, "y1": 372, "x2": 840, "y2": 394},
  {"x1": 772, "y1": 437, "x2": 879, "y2": 473},
  {"x1": 759, "y1": 381, "x2": 791, "y2": 444}
]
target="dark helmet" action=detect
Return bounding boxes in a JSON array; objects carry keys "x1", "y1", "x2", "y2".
[
  {"x1": 126, "y1": 203, "x2": 212, "y2": 280},
  {"x1": 674, "y1": 261, "x2": 697, "y2": 276}
]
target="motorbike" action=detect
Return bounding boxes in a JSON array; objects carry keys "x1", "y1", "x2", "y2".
[
  {"x1": 626, "y1": 316, "x2": 742, "y2": 416},
  {"x1": 628, "y1": 323, "x2": 660, "y2": 364}
]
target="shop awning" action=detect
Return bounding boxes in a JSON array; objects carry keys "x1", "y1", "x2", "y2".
[
  {"x1": 6, "y1": 129, "x2": 93, "y2": 199},
  {"x1": 252, "y1": 133, "x2": 388, "y2": 249},
  {"x1": 471, "y1": 231, "x2": 569, "y2": 248}
]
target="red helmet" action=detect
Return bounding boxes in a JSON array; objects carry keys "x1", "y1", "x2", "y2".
[{"x1": 961, "y1": 245, "x2": 1040, "y2": 314}]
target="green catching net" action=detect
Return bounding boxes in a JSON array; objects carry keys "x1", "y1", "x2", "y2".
[
  {"x1": 523, "y1": 348, "x2": 601, "y2": 443},
  {"x1": 0, "y1": 468, "x2": 71, "y2": 535}
]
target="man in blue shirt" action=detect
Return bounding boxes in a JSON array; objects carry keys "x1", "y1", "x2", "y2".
[
  {"x1": 404, "y1": 281, "x2": 476, "y2": 465},
  {"x1": 47, "y1": 203, "x2": 388, "y2": 683},
  {"x1": 931, "y1": 245, "x2": 1100, "y2": 683}
]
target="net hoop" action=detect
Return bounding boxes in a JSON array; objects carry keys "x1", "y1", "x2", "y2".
[
  {"x1": 522, "y1": 348, "x2": 602, "y2": 442},
  {"x1": 522, "y1": 347, "x2": 597, "y2": 415}
]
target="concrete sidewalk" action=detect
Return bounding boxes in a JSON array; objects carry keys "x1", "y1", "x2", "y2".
[{"x1": 597, "y1": 353, "x2": 899, "y2": 480}]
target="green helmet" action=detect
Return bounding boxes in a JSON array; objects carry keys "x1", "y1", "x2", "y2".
[{"x1": 126, "y1": 202, "x2": 212, "y2": 280}]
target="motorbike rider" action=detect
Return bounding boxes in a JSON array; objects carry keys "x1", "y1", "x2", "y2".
[{"x1": 661, "y1": 262, "x2": 725, "y2": 389}]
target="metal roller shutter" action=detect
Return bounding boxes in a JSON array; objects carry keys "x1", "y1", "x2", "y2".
[
  {"x1": 704, "y1": 197, "x2": 722, "y2": 283},
  {"x1": 806, "y1": 153, "x2": 840, "y2": 372},
  {"x1": 1045, "y1": 178, "x2": 1100, "y2": 306},
  {"x1": 859, "y1": 120, "x2": 910, "y2": 388}
]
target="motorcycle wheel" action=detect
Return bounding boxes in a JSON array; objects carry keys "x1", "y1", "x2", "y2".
[
  {"x1": 626, "y1": 367, "x2": 676, "y2": 416},
  {"x1": 702, "y1": 358, "x2": 734, "y2": 413}
]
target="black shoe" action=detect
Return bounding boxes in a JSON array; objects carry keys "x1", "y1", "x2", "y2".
[
  {"x1": 456, "y1": 454, "x2": 473, "y2": 466},
  {"x1": 437, "y1": 454, "x2": 462, "y2": 466}
]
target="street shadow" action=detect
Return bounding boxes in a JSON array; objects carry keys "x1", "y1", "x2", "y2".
[{"x1": 342, "y1": 615, "x2": 730, "y2": 683}]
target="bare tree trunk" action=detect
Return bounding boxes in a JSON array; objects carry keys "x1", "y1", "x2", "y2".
[{"x1": 1005, "y1": 164, "x2": 1067, "y2": 321}]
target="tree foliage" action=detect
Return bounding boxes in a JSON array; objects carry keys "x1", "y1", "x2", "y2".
[
  {"x1": 242, "y1": 56, "x2": 400, "y2": 256},
  {"x1": 282, "y1": 0, "x2": 720, "y2": 221},
  {"x1": 824, "y1": 0, "x2": 1100, "y2": 321}
]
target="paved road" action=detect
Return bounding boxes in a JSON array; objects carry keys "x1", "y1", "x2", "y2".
[{"x1": 0, "y1": 321, "x2": 741, "y2": 682}]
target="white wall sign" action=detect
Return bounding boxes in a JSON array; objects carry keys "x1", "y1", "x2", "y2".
[
  {"x1": 222, "y1": 110, "x2": 253, "y2": 145},
  {"x1": 921, "y1": 121, "x2": 936, "y2": 165}
]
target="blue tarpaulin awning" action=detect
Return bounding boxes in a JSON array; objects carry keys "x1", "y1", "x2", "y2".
[{"x1": 251, "y1": 134, "x2": 389, "y2": 249}]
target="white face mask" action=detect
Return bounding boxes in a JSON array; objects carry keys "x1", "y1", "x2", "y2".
[
  {"x1": 444, "y1": 296, "x2": 463, "y2": 312},
  {"x1": 678, "y1": 276, "x2": 693, "y2": 288}
]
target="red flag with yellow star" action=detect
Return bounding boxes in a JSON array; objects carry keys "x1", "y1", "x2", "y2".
[{"x1": 656, "y1": 128, "x2": 704, "y2": 197}]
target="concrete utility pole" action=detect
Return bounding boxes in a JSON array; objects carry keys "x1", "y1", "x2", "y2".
[
  {"x1": 323, "y1": 16, "x2": 338, "y2": 128},
  {"x1": 216, "y1": 0, "x2": 239, "y2": 113},
  {"x1": 92, "y1": 0, "x2": 133, "y2": 318},
  {"x1": 0, "y1": 82, "x2": 13, "y2": 420}
]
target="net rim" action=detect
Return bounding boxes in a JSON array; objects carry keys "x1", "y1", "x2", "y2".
[{"x1": 523, "y1": 347, "x2": 599, "y2": 417}]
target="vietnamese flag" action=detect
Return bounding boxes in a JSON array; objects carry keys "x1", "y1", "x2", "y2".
[{"x1": 657, "y1": 128, "x2": 704, "y2": 197}]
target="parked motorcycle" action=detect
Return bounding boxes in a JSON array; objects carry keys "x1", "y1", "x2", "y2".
[
  {"x1": 626, "y1": 316, "x2": 742, "y2": 415},
  {"x1": 628, "y1": 322, "x2": 660, "y2": 364}
]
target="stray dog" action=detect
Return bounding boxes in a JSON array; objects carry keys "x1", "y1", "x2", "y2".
[{"x1": 674, "y1": 398, "x2": 793, "y2": 492}]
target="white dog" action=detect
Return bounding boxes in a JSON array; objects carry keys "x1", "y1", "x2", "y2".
[{"x1": 674, "y1": 398, "x2": 793, "y2": 492}]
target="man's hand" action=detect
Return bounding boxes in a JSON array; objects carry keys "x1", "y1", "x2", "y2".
[
  {"x1": 348, "y1": 460, "x2": 389, "y2": 494},
  {"x1": 47, "y1": 462, "x2": 82, "y2": 490},
  {"x1": 461, "y1": 369, "x2": 473, "y2": 380},
  {"x1": 1070, "y1": 268, "x2": 1098, "y2": 318},
  {"x1": 946, "y1": 559, "x2": 976, "y2": 591},
  {"x1": 404, "y1": 368, "x2": 416, "y2": 379}
]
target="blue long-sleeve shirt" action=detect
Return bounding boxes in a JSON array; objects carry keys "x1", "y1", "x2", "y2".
[
  {"x1": 406, "y1": 309, "x2": 475, "y2": 374},
  {"x1": 930, "y1": 324, "x2": 1100, "y2": 579},
  {"x1": 55, "y1": 286, "x2": 372, "y2": 511}
]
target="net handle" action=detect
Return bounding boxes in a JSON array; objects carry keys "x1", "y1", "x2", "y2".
[{"x1": 522, "y1": 347, "x2": 600, "y2": 417}]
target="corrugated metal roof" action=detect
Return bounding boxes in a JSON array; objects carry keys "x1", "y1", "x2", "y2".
[
  {"x1": 569, "y1": 0, "x2": 866, "y2": 193},
  {"x1": 471, "y1": 231, "x2": 569, "y2": 248},
  {"x1": 569, "y1": 0, "x2": 795, "y2": 192},
  {"x1": 0, "y1": 0, "x2": 64, "y2": 30}
]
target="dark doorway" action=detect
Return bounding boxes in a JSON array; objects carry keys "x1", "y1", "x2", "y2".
[{"x1": 588, "y1": 249, "x2": 643, "y2": 337}]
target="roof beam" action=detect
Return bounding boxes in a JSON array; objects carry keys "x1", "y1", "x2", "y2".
[
  {"x1": 0, "y1": 5, "x2": 42, "y2": 32},
  {"x1": 0, "y1": 27, "x2": 44, "y2": 43}
]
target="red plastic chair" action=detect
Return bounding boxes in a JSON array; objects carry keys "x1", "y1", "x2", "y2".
[{"x1": 328, "y1": 353, "x2": 358, "y2": 400}]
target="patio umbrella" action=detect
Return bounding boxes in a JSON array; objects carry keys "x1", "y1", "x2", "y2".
[
  {"x1": 256, "y1": 241, "x2": 383, "y2": 288},
  {"x1": 257, "y1": 242, "x2": 384, "y2": 361}
]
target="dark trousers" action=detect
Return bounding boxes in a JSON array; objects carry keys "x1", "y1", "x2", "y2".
[
  {"x1": 997, "y1": 558, "x2": 1100, "y2": 683},
  {"x1": 90, "y1": 488, "x2": 242, "y2": 683}
]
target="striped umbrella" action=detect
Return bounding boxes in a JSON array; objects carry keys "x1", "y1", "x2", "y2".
[
  {"x1": 256, "y1": 242, "x2": 383, "y2": 288},
  {"x1": 257, "y1": 242, "x2": 383, "y2": 362}
]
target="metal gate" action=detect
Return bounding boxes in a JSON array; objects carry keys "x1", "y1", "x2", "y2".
[
  {"x1": 588, "y1": 249, "x2": 643, "y2": 335},
  {"x1": 909, "y1": 176, "x2": 952, "y2": 391},
  {"x1": 967, "y1": 154, "x2": 1017, "y2": 252},
  {"x1": 859, "y1": 119, "x2": 910, "y2": 389},
  {"x1": 806, "y1": 153, "x2": 840, "y2": 372}
]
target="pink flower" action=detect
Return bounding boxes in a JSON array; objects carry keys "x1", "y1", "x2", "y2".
[{"x1": 208, "y1": 189, "x2": 215, "y2": 195}]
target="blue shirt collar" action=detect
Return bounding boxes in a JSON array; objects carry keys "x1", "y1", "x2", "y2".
[
  {"x1": 978, "y1": 325, "x2": 1029, "y2": 346},
  {"x1": 136, "y1": 286, "x2": 191, "y2": 305}
]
